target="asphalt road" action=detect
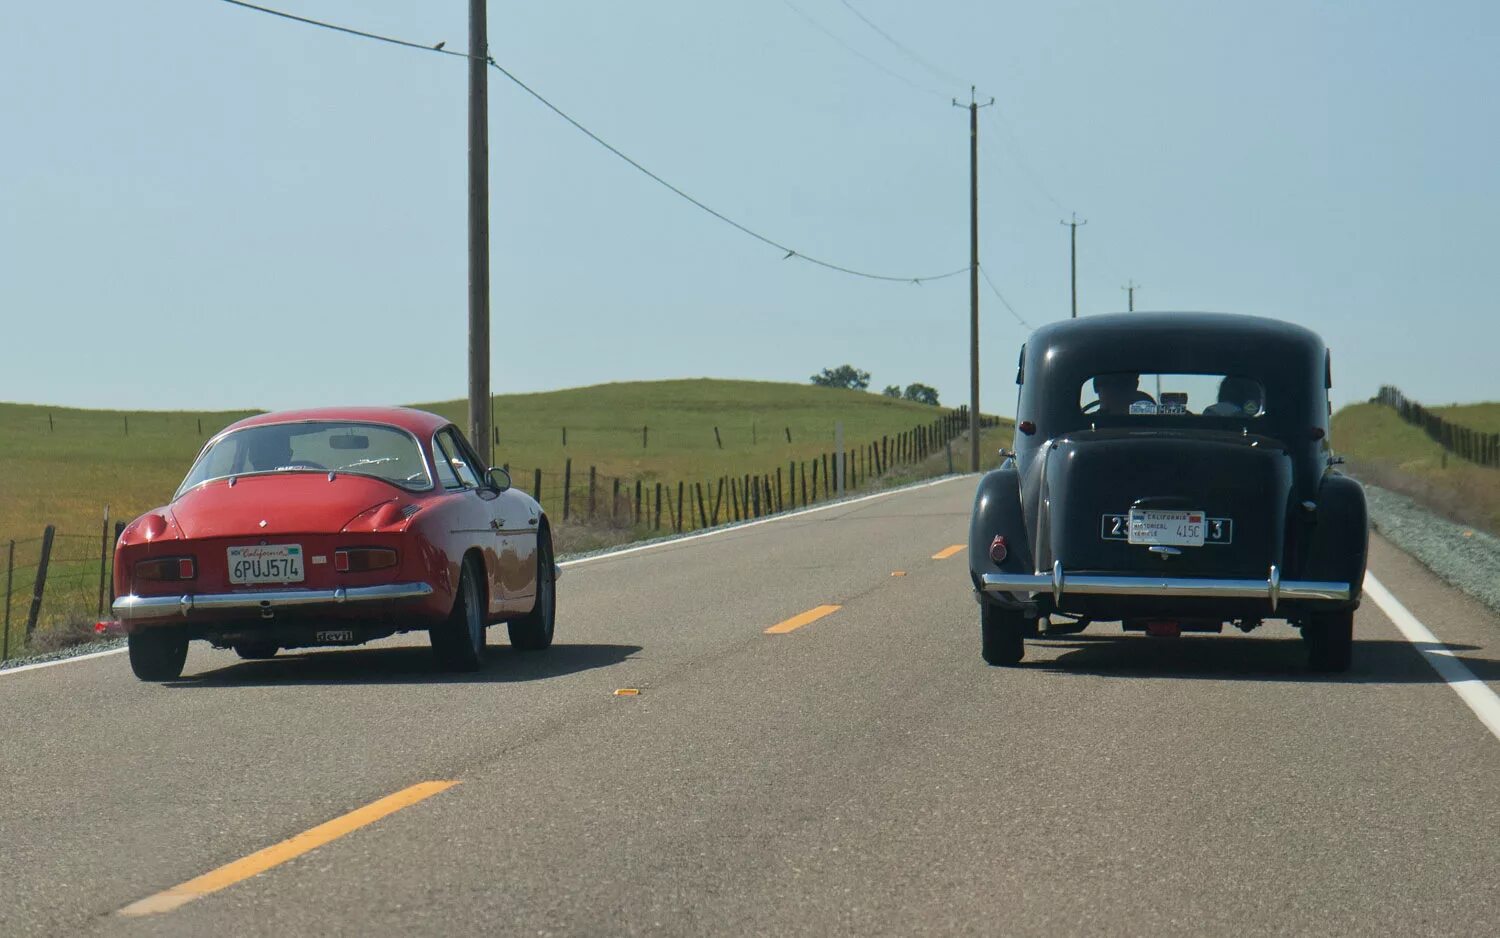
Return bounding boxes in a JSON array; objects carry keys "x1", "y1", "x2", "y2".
[{"x1": 2, "y1": 476, "x2": 1497, "y2": 936}]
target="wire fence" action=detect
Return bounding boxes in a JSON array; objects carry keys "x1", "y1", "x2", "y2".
[
  {"x1": 2, "y1": 407, "x2": 1000, "y2": 661},
  {"x1": 1376, "y1": 386, "x2": 1500, "y2": 469}
]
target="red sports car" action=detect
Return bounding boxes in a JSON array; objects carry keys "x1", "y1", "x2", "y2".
[{"x1": 111, "y1": 407, "x2": 557, "y2": 680}]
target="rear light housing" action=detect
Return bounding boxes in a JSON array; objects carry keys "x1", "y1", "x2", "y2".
[
  {"x1": 989, "y1": 535, "x2": 1008, "y2": 564},
  {"x1": 334, "y1": 548, "x2": 398, "y2": 573},
  {"x1": 135, "y1": 556, "x2": 196, "y2": 581}
]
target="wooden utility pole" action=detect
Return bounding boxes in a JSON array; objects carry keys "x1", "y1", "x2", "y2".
[
  {"x1": 1062, "y1": 213, "x2": 1087, "y2": 318},
  {"x1": 467, "y1": 0, "x2": 491, "y2": 461},
  {"x1": 955, "y1": 87, "x2": 993, "y2": 472}
]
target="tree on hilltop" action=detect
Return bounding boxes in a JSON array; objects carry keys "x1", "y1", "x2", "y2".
[{"x1": 810, "y1": 365, "x2": 871, "y2": 391}]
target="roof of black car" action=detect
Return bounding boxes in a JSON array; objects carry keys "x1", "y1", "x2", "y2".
[{"x1": 1029, "y1": 312, "x2": 1322, "y2": 351}]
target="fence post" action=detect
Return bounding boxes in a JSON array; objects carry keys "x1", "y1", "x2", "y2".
[
  {"x1": 677, "y1": 482, "x2": 685, "y2": 532},
  {"x1": 563, "y1": 459, "x2": 573, "y2": 521},
  {"x1": 784, "y1": 427, "x2": 791, "y2": 443},
  {"x1": 635, "y1": 479, "x2": 643, "y2": 525},
  {"x1": 696, "y1": 482, "x2": 709, "y2": 529},
  {"x1": 655, "y1": 483, "x2": 663, "y2": 530},
  {"x1": 712, "y1": 477, "x2": 724, "y2": 524},
  {"x1": 26, "y1": 525, "x2": 55, "y2": 641},
  {"x1": 612, "y1": 478, "x2": 621, "y2": 521},
  {"x1": 534, "y1": 468, "x2": 542, "y2": 501},
  {"x1": 643, "y1": 425, "x2": 648, "y2": 449},
  {"x1": 801, "y1": 462, "x2": 808, "y2": 505},
  {"x1": 812, "y1": 458, "x2": 820, "y2": 501},
  {"x1": 96, "y1": 505, "x2": 111, "y2": 618},
  {"x1": 3, "y1": 539, "x2": 13, "y2": 660},
  {"x1": 714, "y1": 426, "x2": 723, "y2": 449},
  {"x1": 752, "y1": 477, "x2": 761, "y2": 518},
  {"x1": 562, "y1": 426, "x2": 567, "y2": 446},
  {"x1": 588, "y1": 466, "x2": 597, "y2": 519},
  {"x1": 775, "y1": 467, "x2": 784, "y2": 511},
  {"x1": 823, "y1": 453, "x2": 830, "y2": 488}
]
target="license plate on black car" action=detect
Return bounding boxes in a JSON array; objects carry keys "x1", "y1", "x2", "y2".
[{"x1": 1127, "y1": 509, "x2": 1205, "y2": 547}]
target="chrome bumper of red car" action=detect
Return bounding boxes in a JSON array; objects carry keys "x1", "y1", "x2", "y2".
[
  {"x1": 980, "y1": 563, "x2": 1350, "y2": 611},
  {"x1": 111, "y1": 582, "x2": 435, "y2": 621}
]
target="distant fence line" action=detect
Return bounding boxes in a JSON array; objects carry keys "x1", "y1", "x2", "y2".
[
  {"x1": 1376, "y1": 386, "x2": 1500, "y2": 469},
  {"x1": 3, "y1": 406, "x2": 1000, "y2": 661}
]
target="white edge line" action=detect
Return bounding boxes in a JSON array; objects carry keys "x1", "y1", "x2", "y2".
[
  {"x1": 0, "y1": 645, "x2": 127, "y2": 677},
  {"x1": 1, "y1": 474, "x2": 976, "y2": 678},
  {"x1": 1364, "y1": 571, "x2": 1500, "y2": 743},
  {"x1": 557, "y1": 473, "x2": 972, "y2": 569}
]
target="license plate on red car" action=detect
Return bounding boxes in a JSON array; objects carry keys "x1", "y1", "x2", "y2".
[
  {"x1": 1128, "y1": 509, "x2": 1205, "y2": 547},
  {"x1": 227, "y1": 544, "x2": 305, "y2": 584}
]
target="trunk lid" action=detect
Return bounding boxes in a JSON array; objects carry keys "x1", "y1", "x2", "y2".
[
  {"x1": 1036, "y1": 429, "x2": 1291, "y2": 578},
  {"x1": 170, "y1": 473, "x2": 400, "y2": 538}
]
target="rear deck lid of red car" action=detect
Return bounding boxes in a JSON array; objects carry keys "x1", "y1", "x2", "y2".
[{"x1": 171, "y1": 473, "x2": 405, "y2": 538}]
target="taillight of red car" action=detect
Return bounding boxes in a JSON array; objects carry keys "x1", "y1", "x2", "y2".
[
  {"x1": 334, "y1": 548, "x2": 398, "y2": 573},
  {"x1": 134, "y1": 557, "x2": 196, "y2": 581}
]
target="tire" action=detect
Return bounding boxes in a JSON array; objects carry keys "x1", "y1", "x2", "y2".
[
  {"x1": 981, "y1": 603, "x2": 1025, "y2": 666},
  {"x1": 234, "y1": 642, "x2": 279, "y2": 660},
  {"x1": 1303, "y1": 610, "x2": 1353, "y2": 673},
  {"x1": 508, "y1": 530, "x2": 556, "y2": 651},
  {"x1": 431, "y1": 557, "x2": 485, "y2": 672},
  {"x1": 128, "y1": 630, "x2": 189, "y2": 681}
]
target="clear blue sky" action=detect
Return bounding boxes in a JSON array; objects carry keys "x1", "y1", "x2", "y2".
[{"x1": 3, "y1": 1, "x2": 1495, "y2": 416}]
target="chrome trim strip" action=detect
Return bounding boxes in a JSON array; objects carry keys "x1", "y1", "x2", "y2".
[
  {"x1": 981, "y1": 569, "x2": 1350, "y2": 603},
  {"x1": 112, "y1": 582, "x2": 434, "y2": 621}
]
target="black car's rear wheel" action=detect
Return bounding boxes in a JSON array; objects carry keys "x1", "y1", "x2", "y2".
[
  {"x1": 508, "y1": 529, "x2": 556, "y2": 651},
  {"x1": 981, "y1": 603, "x2": 1025, "y2": 666},
  {"x1": 431, "y1": 557, "x2": 485, "y2": 672},
  {"x1": 1303, "y1": 610, "x2": 1353, "y2": 673},
  {"x1": 128, "y1": 630, "x2": 188, "y2": 681}
]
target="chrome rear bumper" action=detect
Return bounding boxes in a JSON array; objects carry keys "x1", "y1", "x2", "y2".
[
  {"x1": 980, "y1": 562, "x2": 1350, "y2": 611},
  {"x1": 112, "y1": 582, "x2": 434, "y2": 621}
]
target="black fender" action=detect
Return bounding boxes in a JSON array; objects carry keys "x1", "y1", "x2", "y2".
[
  {"x1": 968, "y1": 463, "x2": 1034, "y2": 605},
  {"x1": 1299, "y1": 471, "x2": 1368, "y2": 608}
]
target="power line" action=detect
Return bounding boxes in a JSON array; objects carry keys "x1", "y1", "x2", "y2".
[
  {"x1": 837, "y1": 0, "x2": 966, "y2": 89},
  {"x1": 218, "y1": 0, "x2": 469, "y2": 59},
  {"x1": 986, "y1": 108, "x2": 1068, "y2": 214},
  {"x1": 215, "y1": 0, "x2": 967, "y2": 285},
  {"x1": 977, "y1": 263, "x2": 1031, "y2": 330},
  {"x1": 778, "y1": 0, "x2": 943, "y2": 98}
]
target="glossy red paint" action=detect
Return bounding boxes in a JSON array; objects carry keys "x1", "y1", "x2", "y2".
[{"x1": 112, "y1": 407, "x2": 546, "y2": 647}]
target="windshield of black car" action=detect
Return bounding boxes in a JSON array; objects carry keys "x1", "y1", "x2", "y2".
[
  {"x1": 1079, "y1": 373, "x2": 1265, "y2": 419},
  {"x1": 175, "y1": 422, "x2": 431, "y2": 496}
]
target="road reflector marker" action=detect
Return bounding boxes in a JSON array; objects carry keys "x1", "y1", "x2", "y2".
[
  {"x1": 765, "y1": 604, "x2": 842, "y2": 634},
  {"x1": 614, "y1": 688, "x2": 641, "y2": 696},
  {"x1": 117, "y1": 780, "x2": 460, "y2": 917},
  {"x1": 931, "y1": 544, "x2": 966, "y2": 560},
  {"x1": 890, "y1": 571, "x2": 906, "y2": 577}
]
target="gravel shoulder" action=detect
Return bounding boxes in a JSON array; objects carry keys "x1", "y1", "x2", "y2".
[{"x1": 1363, "y1": 481, "x2": 1500, "y2": 616}]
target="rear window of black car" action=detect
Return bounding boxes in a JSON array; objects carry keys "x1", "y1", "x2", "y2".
[{"x1": 1080, "y1": 373, "x2": 1265, "y2": 419}]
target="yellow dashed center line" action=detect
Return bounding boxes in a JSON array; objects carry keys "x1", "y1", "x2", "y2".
[
  {"x1": 931, "y1": 544, "x2": 966, "y2": 560},
  {"x1": 118, "y1": 780, "x2": 460, "y2": 917},
  {"x1": 765, "y1": 604, "x2": 842, "y2": 634}
]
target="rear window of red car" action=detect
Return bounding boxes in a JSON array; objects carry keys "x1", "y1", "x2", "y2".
[{"x1": 177, "y1": 422, "x2": 431, "y2": 496}]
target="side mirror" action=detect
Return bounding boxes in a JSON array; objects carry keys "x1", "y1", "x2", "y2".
[{"x1": 486, "y1": 467, "x2": 512, "y2": 492}]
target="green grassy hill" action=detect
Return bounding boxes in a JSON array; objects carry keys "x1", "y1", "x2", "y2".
[
  {"x1": 0, "y1": 379, "x2": 978, "y2": 544},
  {"x1": 1332, "y1": 402, "x2": 1500, "y2": 534}
]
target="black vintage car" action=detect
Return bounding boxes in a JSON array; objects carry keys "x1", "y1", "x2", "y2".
[{"x1": 968, "y1": 313, "x2": 1367, "y2": 671}]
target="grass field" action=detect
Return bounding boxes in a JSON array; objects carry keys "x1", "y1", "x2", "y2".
[
  {"x1": 1431, "y1": 403, "x2": 1500, "y2": 434},
  {"x1": 1, "y1": 379, "x2": 1007, "y2": 658},
  {"x1": 1332, "y1": 401, "x2": 1500, "y2": 535}
]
